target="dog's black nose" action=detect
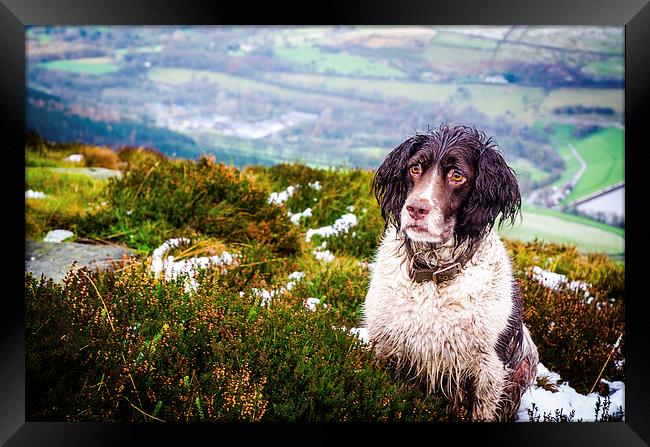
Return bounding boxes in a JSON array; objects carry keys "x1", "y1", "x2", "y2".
[{"x1": 406, "y1": 202, "x2": 430, "y2": 220}]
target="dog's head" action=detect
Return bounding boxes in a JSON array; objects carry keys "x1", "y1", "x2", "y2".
[{"x1": 373, "y1": 124, "x2": 520, "y2": 248}]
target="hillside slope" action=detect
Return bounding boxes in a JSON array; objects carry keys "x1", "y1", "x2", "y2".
[{"x1": 25, "y1": 137, "x2": 625, "y2": 422}]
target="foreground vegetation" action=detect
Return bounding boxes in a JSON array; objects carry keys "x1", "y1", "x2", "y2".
[{"x1": 25, "y1": 136, "x2": 625, "y2": 421}]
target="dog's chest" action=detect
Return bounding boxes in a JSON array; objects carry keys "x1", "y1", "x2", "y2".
[{"x1": 363, "y1": 231, "x2": 514, "y2": 361}]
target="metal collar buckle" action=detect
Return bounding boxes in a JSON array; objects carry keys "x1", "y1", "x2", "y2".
[{"x1": 413, "y1": 262, "x2": 462, "y2": 284}]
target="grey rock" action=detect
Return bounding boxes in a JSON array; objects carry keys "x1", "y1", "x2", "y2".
[{"x1": 25, "y1": 240, "x2": 138, "y2": 284}]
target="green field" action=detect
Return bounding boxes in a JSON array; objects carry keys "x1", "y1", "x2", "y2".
[
  {"x1": 500, "y1": 205, "x2": 624, "y2": 254},
  {"x1": 541, "y1": 123, "x2": 624, "y2": 202},
  {"x1": 264, "y1": 72, "x2": 457, "y2": 102},
  {"x1": 582, "y1": 57, "x2": 625, "y2": 78},
  {"x1": 148, "y1": 68, "x2": 368, "y2": 108},
  {"x1": 509, "y1": 158, "x2": 551, "y2": 183},
  {"x1": 422, "y1": 44, "x2": 494, "y2": 64},
  {"x1": 38, "y1": 57, "x2": 120, "y2": 75},
  {"x1": 430, "y1": 31, "x2": 498, "y2": 50},
  {"x1": 264, "y1": 72, "x2": 621, "y2": 125},
  {"x1": 566, "y1": 128, "x2": 624, "y2": 202},
  {"x1": 538, "y1": 88, "x2": 624, "y2": 116},
  {"x1": 274, "y1": 45, "x2": 406, "y2": 78},
  {"x1": 264, "y1": 72, "x2": 548, "y2": 120}
]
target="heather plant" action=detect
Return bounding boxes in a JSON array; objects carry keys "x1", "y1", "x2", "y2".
[
  {"x1": 507, "y1": 239, "x2": 625, "y2": 394},
  {"x1": 77, "y1": 155, "x2": 302, "y2": 255},
  {"x1": 26, "y1": 260, "x2": 464, "y2": 422},
  {"x1": 255, "y1": 162, "x2": 384, "y2": 260},
  {"x1": 25, "y1": 137, "x2": 626, "y2": 422},
  {"x1": 287, "y1": 256, "x2": 370, "y2": 327},
  {"x1": 116, "y1": 146, "x2": 167, "y2": 169}
]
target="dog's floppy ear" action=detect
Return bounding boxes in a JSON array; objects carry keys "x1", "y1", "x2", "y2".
[
  {"x1": 457, "y1": 142, "x2": 521, "y2": 240},
  {"x1": 372, "y1": 138, "x2": 417, "y2": 229}
]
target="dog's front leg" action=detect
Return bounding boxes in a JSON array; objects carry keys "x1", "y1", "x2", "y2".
[{"x1": 470, "y1": 354, "x2": 508, "y2": 422}]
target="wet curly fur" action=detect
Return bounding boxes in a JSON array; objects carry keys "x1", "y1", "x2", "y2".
[{"x1": 363, "y1": 123, "x2": 539, "y2": 421}]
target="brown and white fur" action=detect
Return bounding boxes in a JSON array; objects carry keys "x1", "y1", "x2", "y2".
[{"x1": 363, "y1": 124, "x2": 539, "y2": 421}]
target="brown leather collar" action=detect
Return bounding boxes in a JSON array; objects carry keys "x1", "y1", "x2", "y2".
[
  {"x1": 412, "y1": 262, "x2": 462, "y2": 284},
  {"x1": 410, "y1": 252, "x2": 471, "y2": 285}
]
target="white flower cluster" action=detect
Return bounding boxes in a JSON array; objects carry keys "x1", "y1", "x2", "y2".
[
  {"x1": 332, "y1": 326, "x2": 370, "y2": 344},
  {"x1": 151, "y1": 238, "x2": 239, "y2": 293},
  {"x1": 267, "y1": 183, "x2": 323, "y2": 225},
  {"x1": 531, "y1": 266, "x2": 591, "y2": 299},
  {"x1": 251, "y1": 287, "x2": 282, "y2": 307},
  {"x1": 286, "y1": 271, "x2": 306, "y2": 290},
  {"x1": 268, "y1": 183, "x2": 359, "y2": 264}
]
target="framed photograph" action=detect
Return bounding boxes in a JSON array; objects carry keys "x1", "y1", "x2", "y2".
[{"x1": 4, "y1": 0, "x2": 649, "y2": 444}]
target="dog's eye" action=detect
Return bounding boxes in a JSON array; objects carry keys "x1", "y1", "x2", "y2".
[
  {"x1": 449, "y1": 170, "x2": 465, "y2": 183},
  {"x1": 409, "y1": 164, "x2": 422, "y2": 176}
]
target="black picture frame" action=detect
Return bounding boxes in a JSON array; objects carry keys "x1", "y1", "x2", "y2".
[{"x1": 3, "y1": 0, "x2": 649, "y2": 444}]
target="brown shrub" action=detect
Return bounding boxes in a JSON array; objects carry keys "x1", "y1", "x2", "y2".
[
  {"x1": 81, "y1": 146, "x2": 120, "y2": 170},
  {"x1": 117, "y1": 146, "x2": 166, "y2": 169}
]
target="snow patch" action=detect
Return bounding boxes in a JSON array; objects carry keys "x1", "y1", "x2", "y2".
[
  {"x1": 151, "y1": 238, "x2": 239, "y2": 293},
  {"x1": 531, "y1": 266, "x2": 591, "y2": 299},
  {"x1": 66, "y1": 154, "x2": 84, "y2": 163},
  {"x1": 305, "y1": 297, "x2": 323, "y2": 311},
  {"x1": 268, "y1": 185, "x2": 296, "y2": 205},
  {"x1": 252, "y1": 271, "x2": 307, "y2": 307},
  {"x1": 349, "y1": 327, "x2": 369, "y2": 344},
  {"x1": 313, "y1": 248, "x2": 335, "y2": 263},
  {"x1": 288, "y1": 207, "x2": 312, "y2": 225},
  {"x1": 26, "y1": 190, "x2": 47, "y2": 199},
  {"x1": 516, "y1": 362, "x2": 624, "y2": 422},
  {"x1": 306, "y1": 213, "x2": 358, "y2": 242},
  {"x1": 44, "y1": 229, "x2": 74, "y2": 243}
]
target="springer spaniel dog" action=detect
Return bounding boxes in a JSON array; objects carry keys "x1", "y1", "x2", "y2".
[{"x1": 363, "y1": 123, "x2": 539, "y2": 422}]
